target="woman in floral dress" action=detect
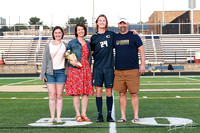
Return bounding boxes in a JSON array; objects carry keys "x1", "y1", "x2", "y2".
[{"x1": 65, "y1": 23, "x2": 94, "y2": 122}]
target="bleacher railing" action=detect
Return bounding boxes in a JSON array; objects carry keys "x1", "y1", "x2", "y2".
[{"x1": 0, "y1": 23, "x2": 200, "y2": 36}]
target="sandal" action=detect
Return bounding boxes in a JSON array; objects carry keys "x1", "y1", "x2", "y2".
[
  {"x1": 117, "y1": 118, "x2": 126, "y2": 123},
  {"x1": 57, "y1": 118, "x2": 62, "y2": 123},
  {"x1": 133, "y1": 118, "x2": 140, "y2": 122},
  {"x1": 81, "y1": 115, "x2": 91, "y2": 122},
  {"x1": 76, "y1": 116, "x2": 83, "y2": 122},
  {"x1": 48, "y1": 118, "x2": 55, "y2": 123}
]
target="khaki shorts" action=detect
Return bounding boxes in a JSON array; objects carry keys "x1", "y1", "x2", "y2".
[{"x1": 113, "y1": 69, "x2": 140, "y2": 93}]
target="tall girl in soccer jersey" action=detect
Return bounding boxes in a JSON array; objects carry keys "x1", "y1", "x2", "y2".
[
  {"x1": 65, "y1": 23, "x2": 94, "y2": 122},
  {"x1": 90, "y1": 14, "x2": 115, "y2": 122},
  {"x1": 41, "y1": 26, "x2": 68, "y2": 123}
]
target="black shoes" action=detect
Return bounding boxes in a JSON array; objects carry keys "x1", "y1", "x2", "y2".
[
  {"x1": 96, "y1": 115, "x2": 115, "y2": 122},
  {"x1": 107, "y1": 115, "x2": 115, "y2": 122},
  {"x1": 96, "y1": 115, "x2": 104, "y2": 122}
]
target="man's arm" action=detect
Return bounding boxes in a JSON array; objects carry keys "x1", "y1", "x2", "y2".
[
  {"x1": 138, "y1": 45, "x2": 145, "y2": 75},
  {"x1": 130, "y1": 29, "x2": 138, "y2": 35}
]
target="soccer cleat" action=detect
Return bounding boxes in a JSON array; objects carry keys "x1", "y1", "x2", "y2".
[
  {"x1": 96, "y1": 115, "x2": 104, "y2": 122},
  {"x1": 107, "y1": 116, "x2": 115, "y2": 122}
]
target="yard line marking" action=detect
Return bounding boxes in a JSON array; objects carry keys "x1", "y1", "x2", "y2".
[
  {"x1": 140, "y1": 88, "x2": 200, "y2": 91},
  {"x1": 140, "y1": 76, "x2": 200, "y2": 78},
  {"x1": 141, "y1": 83, "x2": 200, "y2": 85},
  {"x1": 179, "y1": 76, "x2": 200, "y2": 82},
  {"x1": 1, "y1": 124, "x2": 200, "y2": 129},
  {"x1": 109, "y1": 123, "x2": 116, "y2": 133},
  {"x1": 0, "y1": 77, "x2": 38, "y2": 79},
  {"x1": 1, "y1": 96, "x2": 200, "y2": 100},
  {"x1": 2, "y1": 79, "x2": 37, "y2": 86},
  {"x1": 109, "y1": 92, "x2": 116, "y2": 133}
]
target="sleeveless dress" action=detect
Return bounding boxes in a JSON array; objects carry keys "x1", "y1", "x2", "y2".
[{"x1": 65, "y1": 44, "x2": 94, "y2": 96}]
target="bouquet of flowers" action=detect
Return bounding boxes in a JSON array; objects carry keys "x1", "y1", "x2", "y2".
[{"x1": 64, "y1": 50, "x2": 82, "y2": 67}]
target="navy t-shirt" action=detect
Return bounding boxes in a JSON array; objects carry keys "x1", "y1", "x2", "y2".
[
  {"x1": 90, "y1": 31, "x2": 115, "y2": 68},
  {"x1": 114, "y1": 31, "x2": 143, "y2": 70}
]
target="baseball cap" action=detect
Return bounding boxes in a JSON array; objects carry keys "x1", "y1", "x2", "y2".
[{"x1": 118, "y1": 18, "x2": 128, "y2": 24}]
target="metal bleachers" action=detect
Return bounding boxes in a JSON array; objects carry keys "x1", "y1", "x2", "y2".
[
  {"x1": 0, "y1": 34, "x2": 200, "y2": 65},
  {"x1": 0, "y1": 38, "x2": 33, "y2": 64},
  {"x1": 159, "y1": 35, "x2": 200, "y2": 64}
]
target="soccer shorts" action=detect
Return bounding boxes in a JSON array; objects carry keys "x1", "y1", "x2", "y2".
[{"x1": 92, "y1": 68, "x2": 114, "y2": 88}]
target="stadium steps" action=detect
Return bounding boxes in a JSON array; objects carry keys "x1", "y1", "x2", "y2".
[
  {"x1": 144, "y1": 37, "x2": 164, "y2": 64},
  {"x1": 3, "y1": 39, "x2": 33, "y2": 65}
]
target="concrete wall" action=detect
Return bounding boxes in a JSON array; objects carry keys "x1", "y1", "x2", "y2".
[
  {"x1": 0, "y1": 64, "x2": 200, "y2": 74},
  {"x1": 148, "y1": 63, "x2": 200, "y2": 72},
  {"x1": 184, "y1": 63, "x2": 200, "y2": 72},
  {"x1": 0, "y1": 65, "x2": 38, "y2": 74}
]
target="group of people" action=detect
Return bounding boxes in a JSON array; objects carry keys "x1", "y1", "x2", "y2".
[{"x1": 40, "y1": 14, "x2": 145, "y2": 123}]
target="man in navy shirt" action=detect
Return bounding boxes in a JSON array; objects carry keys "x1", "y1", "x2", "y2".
[
  {"x1": 90, "y1": 14, "x2": 115, "y2": 122},
  {"x1": 113, "y1": 18, "x2": 145, "y2": 123}
]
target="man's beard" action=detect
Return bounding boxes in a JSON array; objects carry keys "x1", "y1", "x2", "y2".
[{"x1": 120, "y1": 27, "x2": 127, "y2": 32}]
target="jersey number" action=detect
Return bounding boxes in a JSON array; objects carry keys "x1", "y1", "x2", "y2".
[{"x1": 100, "y1": 41, "x2": 108, "y2": 48}]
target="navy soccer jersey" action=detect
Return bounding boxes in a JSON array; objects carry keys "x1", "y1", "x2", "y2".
[
  {"x1": 114, "y1": 31, "x2": 143, "y2": 70},
  {"x1": 90, "y1": 31, "x2": 115, "y2": 68}
]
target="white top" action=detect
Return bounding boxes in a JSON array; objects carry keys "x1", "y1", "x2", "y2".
[{"x1": 49, "y1": 42, "x2": 66, "y2": 70}]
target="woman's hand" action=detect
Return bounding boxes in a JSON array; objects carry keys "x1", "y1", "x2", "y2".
[
  {"x1": 42, "y1": 78, "x2": 47, "y2": 84},
  {"x1": 70, "y1": 60, "x2": 80, "y2": 67}
]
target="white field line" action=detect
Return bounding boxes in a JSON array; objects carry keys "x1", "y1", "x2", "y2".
[
  {"x1": 109, "y1": 91, "x2": 116, "y2": 133},
  {"x1": 2, "y1": 79, "x2": 38, "y2": 86},
  {"x1": 140, "y1": 76, "x2": 200, "y2": 78},
  {"x1": 141, "y1": 83, "x2": 200, "y2": 85},
  {"x1": 179, "y1": 76, "x2": 200, "y2": 81},
  {"x1": 0, "y1": 77, "x2": 38, "y2": 79}
]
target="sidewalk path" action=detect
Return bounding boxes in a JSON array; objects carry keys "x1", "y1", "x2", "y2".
[
  {"x1": 0, "y1": 85, "x2": 200, "y2": 92},
  {"x1": 0, "y1": 85, "x2": 48, "y2": 92}
]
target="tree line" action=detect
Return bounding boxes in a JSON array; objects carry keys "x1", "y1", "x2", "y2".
[{"x1": 0, "y1": 16, "x2": 87, "y2": 32}]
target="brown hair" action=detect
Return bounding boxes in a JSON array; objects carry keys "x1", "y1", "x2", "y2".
[
  {"x1": 74, "y1": 23, "x2": 87, "y2": 37},
  {"x1": 52, "y1": 26, "x2": 64, "y2": 40},
  {"x1": 95, "y1": 14, "x2": 108, "y2": 31}
]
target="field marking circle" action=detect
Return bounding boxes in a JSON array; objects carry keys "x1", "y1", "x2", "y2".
[
  {"x1": 28, "y1": 118, "x2": 92, "y2": 127},
  {"x1": 132, "y1": 117, "x2": 193, "y2": 126}
]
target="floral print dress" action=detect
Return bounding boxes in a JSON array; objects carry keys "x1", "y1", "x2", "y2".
[{"x1": 65, "y1": 44, "x2": 94, "y2": 96}]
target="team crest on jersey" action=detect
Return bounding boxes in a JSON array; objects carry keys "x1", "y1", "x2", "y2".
[{"x1": 106, "y1": 35, "x2": 110, "y2": 38}]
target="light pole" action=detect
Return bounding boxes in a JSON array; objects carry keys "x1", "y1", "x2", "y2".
[
  {"x1": 92, "y1": 0, "x2": 95, "y2": 33},
  {"x1": 19, "y1": 16, "x2": 20, "y2": 24},
  {"x1": 189, "y1": 0, "x2": 196, "y2": 34},
  {"x1": 140, "y1": 0, "x2": 142, "y2": 24},
  {"x1": 162, "y1": 0, "x2": 165, "y2": 26}
]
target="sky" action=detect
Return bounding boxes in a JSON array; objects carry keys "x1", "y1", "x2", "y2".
[{"x1": 0, "y1": 0, "x2": 200, "y2": 27}]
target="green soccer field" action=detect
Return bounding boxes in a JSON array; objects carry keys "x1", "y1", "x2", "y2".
[{"x1": 0, "y1": 76, "x2": 200, "y2": 133}]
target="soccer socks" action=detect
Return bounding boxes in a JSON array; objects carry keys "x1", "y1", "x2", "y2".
[
  {"x1": 106, "y1": 96, "x2": 113, "y2": 116},
  {"x1": 96, "y1": 97, "x2": 103, "y2": 116},
  {"x1": 96, "y1": 96, "x2": 113, "y2": 117}
]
